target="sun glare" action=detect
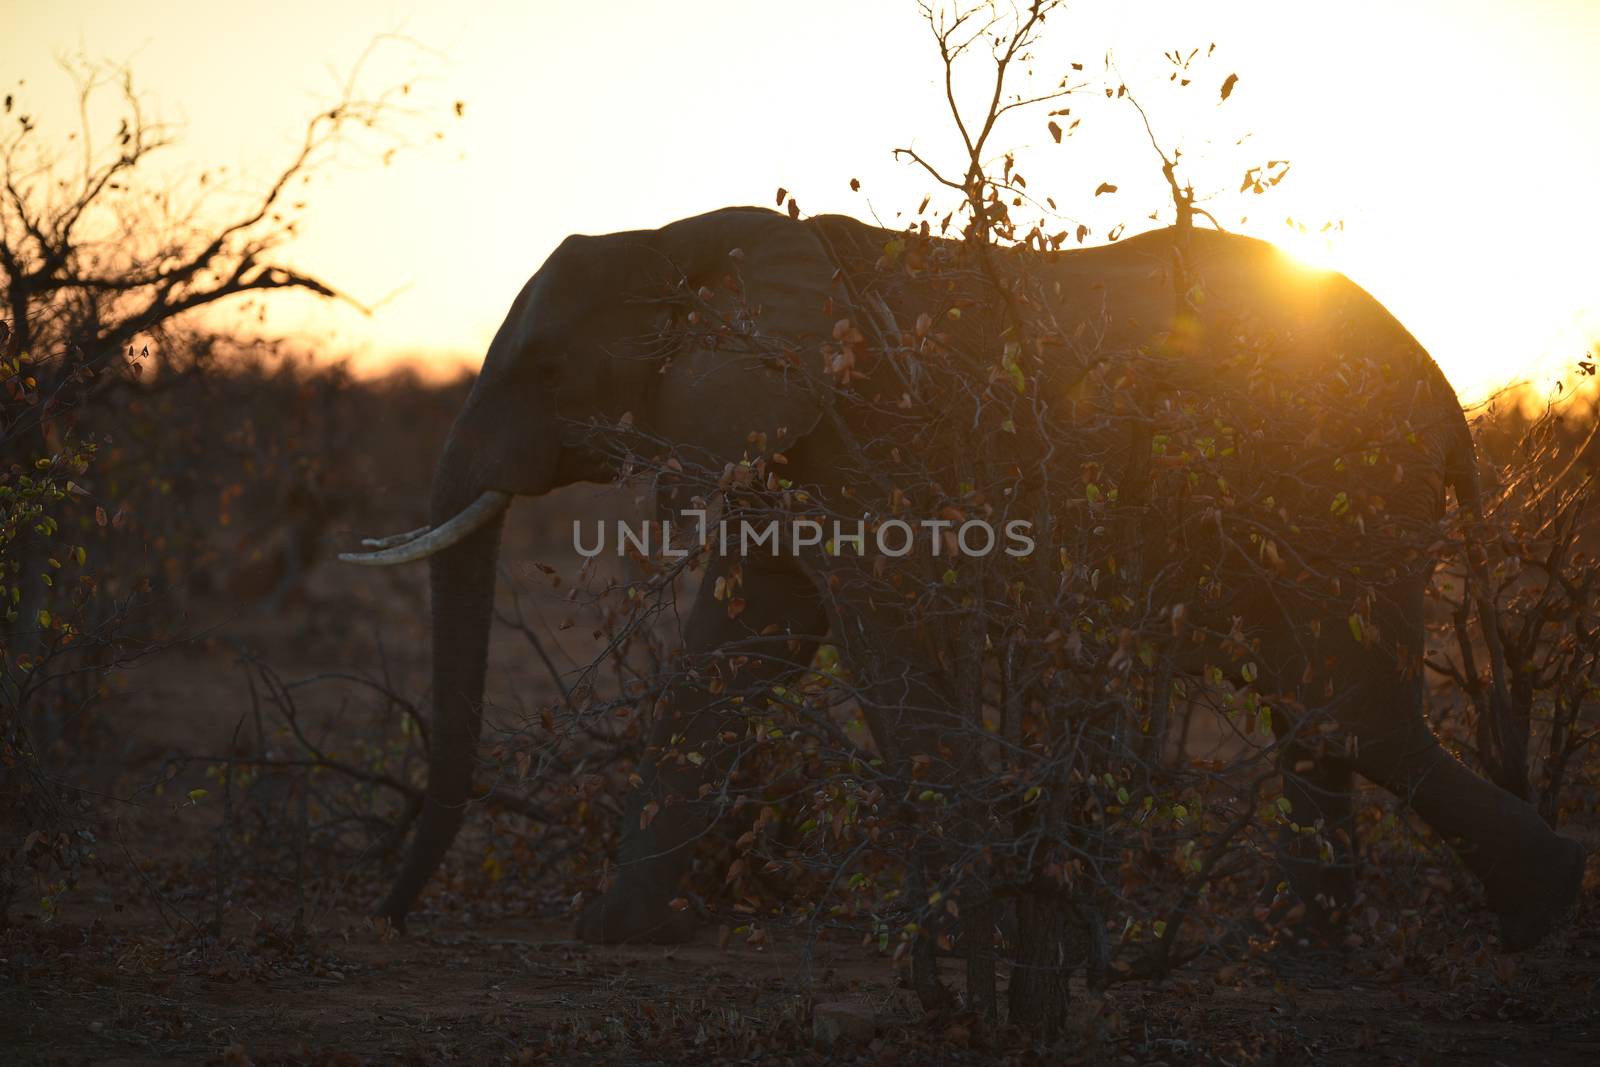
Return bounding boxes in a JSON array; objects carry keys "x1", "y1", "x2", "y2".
[{"x1": 1269, "y1": 226, "x2": 1343, "y2": 274}]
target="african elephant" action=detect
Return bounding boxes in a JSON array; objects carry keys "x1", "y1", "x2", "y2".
[{"x1": 342, "y1": 205, "x2": 1584, "y2": 952}]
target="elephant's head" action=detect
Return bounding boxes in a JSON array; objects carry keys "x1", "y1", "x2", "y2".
[{"x1": 343, "y1": 207, "x2": 839, "y2": 924}]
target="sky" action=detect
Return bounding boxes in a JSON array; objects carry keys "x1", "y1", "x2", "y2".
[{"x1": 5, "y1": 0, "x2": 1598, "y2": 402}]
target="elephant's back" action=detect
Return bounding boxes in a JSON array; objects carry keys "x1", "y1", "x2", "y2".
[
  {"x1": 1035, "y1": 227, "x2": 1471, "y2": 572},
  {"x1": 806, "y1": 213, "x2": 1469, "y2": 543},
  {"x1": 1044, "y1": 226, "x2": 1442, "y2": 383}
]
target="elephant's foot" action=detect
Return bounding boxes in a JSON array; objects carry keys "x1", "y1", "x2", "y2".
[
  {"x1": 576, "y1": 882, "x2": 695, "y2": 945},
  {"x1": 1492, "y1": 835, "x2": 1585, "y2": 952}
]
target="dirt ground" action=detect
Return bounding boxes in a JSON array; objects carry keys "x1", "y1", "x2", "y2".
[
  {"x1": 5, "y1": 885, "x2": 1600, "y2": 1065},
  {"x1": 5, "y1": 479, "x2": 1600, "y2": 1066}
]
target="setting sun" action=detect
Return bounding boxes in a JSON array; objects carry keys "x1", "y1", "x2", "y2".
[{"x1": 1269, "y1": 225, "x2": 1342, "y2": 274}]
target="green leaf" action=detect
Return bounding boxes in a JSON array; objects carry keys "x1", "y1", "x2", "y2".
[{"x1": 1006, "y1": 361, "x2": 1027, "y2": 394}]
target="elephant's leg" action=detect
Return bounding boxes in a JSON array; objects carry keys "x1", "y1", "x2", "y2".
[
  {"x1": 1353, "y1": 708, "x2": 1584, "y2": 950},
  {"x1": 1330, "y1": 583, "x2": 1584, "y2": 950},
  {"x1": 577, "y1": 553, "x2": 825, "y2": 944},
  {"x1": 1274, "y1": 732, "x2": 1357, "y2": 923}
]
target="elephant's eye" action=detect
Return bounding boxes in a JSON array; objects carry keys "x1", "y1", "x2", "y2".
[{"x1": 534, "y1": 362, "x2": 565, "y2": 388}]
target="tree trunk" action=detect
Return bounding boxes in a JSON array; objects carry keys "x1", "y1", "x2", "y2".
[{"x1": 1008, "y1": 889, "x2": 1071, "y2": 1036}]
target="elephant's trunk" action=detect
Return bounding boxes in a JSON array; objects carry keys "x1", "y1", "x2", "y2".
[{"x1": 375, "y1": 466, "x2": 507, "y2": 926}]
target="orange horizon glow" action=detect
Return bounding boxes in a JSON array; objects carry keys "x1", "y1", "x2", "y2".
[{"x1": 4, "y1": 0, "x2": 1597, "y2": 404}]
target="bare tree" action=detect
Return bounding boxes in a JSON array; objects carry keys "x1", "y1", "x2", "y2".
[
  {"x1": 1429, "y1": 382, "x2": 1600, "y2": 816},
  {"x1": 0, "y1": 46, "x2": 426, "y2": 926},
  {"x1": 0, "y1": 55, "x2": 397, "y2": 365}
]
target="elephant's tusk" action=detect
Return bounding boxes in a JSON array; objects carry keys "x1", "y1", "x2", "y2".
[
  {"x1": 360, "y1": 525, "x2": 433, "y2": 549},
  {"x1": 338, "y1": 491, "x2": 511, "y2": 566}
]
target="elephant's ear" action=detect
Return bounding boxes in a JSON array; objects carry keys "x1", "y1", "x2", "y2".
[{"x1": 647, "y1": 207, "x2": 837, "y2": 470}]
